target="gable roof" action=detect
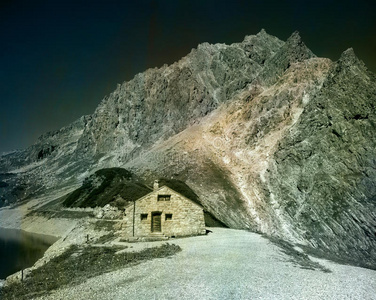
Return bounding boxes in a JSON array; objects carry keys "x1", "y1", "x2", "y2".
[
  {"x1": 130, "y1": 185, "x2": 204, "y2": 209},
  {"x1": 156, "y1": 178, "x2": 201, "y2": 205}
]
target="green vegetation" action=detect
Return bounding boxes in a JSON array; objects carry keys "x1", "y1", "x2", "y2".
[
  {"x1": 53, "y1": 210, "x2": 93, "y2": 219},
  {"x1": 95, "y1": 168, "x2": 133, "y2": 179},
  {"x1": 60, "y1": 168, "x2": 225, "y2": 228},
  {"x1": 63, "y1": 168, "x2": 151, "y2": 208},
  {"x1": 95, "y1": 233, "x2": 116, "y2": 244},
  {"x1": 63, "y1": 169, "x2": 210, "y2": 211},
  {"x1": 63, "y1": 188, "x2": 85, "y2": 207},
  {"x1": 28, "y1": 210, "x2": 93, "y2": 219},
  {"x1": 94, "y1": 220, "x2": 116, "y2": 231},
  {"x1": 0, "y1": 243, "x2": 181, "y2": 300}
]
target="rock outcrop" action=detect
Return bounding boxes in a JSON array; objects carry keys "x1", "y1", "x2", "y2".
[
  {"x1": 265, "y1": 47, "x2": 376, "y2": 265},
  {"x1": 1, "y1": 30, "x2": 375, "y2": 267}
]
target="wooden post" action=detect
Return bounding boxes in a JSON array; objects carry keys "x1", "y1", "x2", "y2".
[
  {"x1": 21, "y1": 269, "x2": 24, "y2": 282},
  {"x1": 86, "y1": 234, "x2": 89, "y2": 243}
]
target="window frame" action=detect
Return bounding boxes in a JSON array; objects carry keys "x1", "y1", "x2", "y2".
[{"x1": 157, "y1": 194, "x2": 171, "y2": 201}]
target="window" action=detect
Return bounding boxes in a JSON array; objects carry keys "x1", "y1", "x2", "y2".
[
  {"x1": 140, "y1": 213, "x2": 148, "y2": 221},
  {"x1": 165, "y1": 213, "x2": 172, "y2": 221},
  {"x1": 158, "y1": 195, "x2": 171, "y2": 201}
]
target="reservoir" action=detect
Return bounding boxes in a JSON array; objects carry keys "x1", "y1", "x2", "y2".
[{"x1": 0, "y1": 227, "x2": 58, "y2": 279}]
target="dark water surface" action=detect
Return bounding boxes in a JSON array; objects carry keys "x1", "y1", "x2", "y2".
[{"x1": 0, "y1": 227, "x2": 58, "y2": 279}]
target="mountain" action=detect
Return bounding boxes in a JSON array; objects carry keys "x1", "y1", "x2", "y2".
[
  {"x1": 62, "y1": 168, "x2": 150, "y2": 208},
  {"x1": 1, "y1": 30, "x2": 375, "y2": 268}
]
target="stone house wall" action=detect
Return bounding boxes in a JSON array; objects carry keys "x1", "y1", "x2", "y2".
[{"x1": 123, "y1": 186, "x2": 206, "y2": 237}]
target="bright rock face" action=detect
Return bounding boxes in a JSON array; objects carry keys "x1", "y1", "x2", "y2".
[{"x1": 1, "y1": 30, "x2": 375, "y2": 267}]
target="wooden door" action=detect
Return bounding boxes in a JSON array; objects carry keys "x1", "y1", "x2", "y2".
[{"x1": 152, "y1": 212, "x2": 162, "y2": 232}]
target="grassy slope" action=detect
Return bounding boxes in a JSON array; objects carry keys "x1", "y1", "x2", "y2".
[
  {"x1": 63, "y1": 168, "x2": 151, "y2": 208},
  {"x1": 0, "y1": 243, "x2": 181, "y2": 300}
]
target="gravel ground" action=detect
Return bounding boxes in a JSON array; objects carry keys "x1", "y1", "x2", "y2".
[{"x1": 39, "y1": 228, "x2": 376, "y2": 300}]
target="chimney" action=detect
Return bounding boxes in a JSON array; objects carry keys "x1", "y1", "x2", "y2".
[{"x1": 153, "y1": 180, "x2": 159, "y2": 191}]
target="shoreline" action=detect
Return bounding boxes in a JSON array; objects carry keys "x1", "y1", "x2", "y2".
[
  {"x1": 0, "y1": 206, "x2": 120, "y2": 286},
  {"x1": 0, "y1": 207, "x2": 77, "y2": 237},
  {"x1": 0, "y1": 227, "x2": 59, "y2": 281},
  {"x1": 0, "y1": 206, "x2": 81, "y2": 285}
]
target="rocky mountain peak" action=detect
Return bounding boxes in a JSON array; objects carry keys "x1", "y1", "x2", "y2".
[
  {"x1": 255, "y1": 30, "x2": 315, "y2": 86},
  {"x1": 257, "y1": 28, "x2": 267, "y2": 36},
  {"x1": 284, "y1": 30, "x2": 315, "y2": 59},
  {"x1": 337, "y1": 47, "x2": 366, "y2": 70},
  {"x1": 286, "y1": 30, "x2": 302, "y2": 43},
  {"x1": 1, "y1": 30, "x2": 376, "y2": 269}
]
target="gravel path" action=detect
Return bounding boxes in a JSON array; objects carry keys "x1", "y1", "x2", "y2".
[{"x1": 40, "y1": 228, "x2": 376, "y2": 299}]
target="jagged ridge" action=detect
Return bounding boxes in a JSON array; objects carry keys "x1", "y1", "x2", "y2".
[{"x1": 1, "y1": 30, "x2": 375, "y2": 268}]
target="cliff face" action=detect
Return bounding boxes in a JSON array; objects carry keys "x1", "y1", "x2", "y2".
[
  {"x1": 75, "y1": 30, "x2": 283, "y2": 161},
  {"x1": 265, "y1": 48, "x2": 376, "y2": 264},
  {"x1": 0, "y1": 115, "x2": 91, "y2": 204},
  {"x1": 1, "y1": 30, "x2": 375, "y2": 267}
]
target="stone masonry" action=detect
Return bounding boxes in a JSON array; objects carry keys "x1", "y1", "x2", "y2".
[{"x1": 123, "y1": 184, "x2": 206, "y2": 238}]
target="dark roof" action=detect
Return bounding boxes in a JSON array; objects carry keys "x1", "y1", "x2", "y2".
[{"x1": 157, "y1": 178, "x2": 201, "y2": 206}]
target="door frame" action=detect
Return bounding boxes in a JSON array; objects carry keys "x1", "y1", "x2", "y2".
[{"x1": 151, "y1": 211, "x2": 162, "y2": 233}]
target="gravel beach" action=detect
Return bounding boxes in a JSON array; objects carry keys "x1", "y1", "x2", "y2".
[{"x1": 37, "y1": 228, "x2": 376, "y2": 300}]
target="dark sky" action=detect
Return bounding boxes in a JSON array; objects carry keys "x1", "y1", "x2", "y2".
[{"x1": 1, "y1": 0, "x2": 375, "y2": 153}]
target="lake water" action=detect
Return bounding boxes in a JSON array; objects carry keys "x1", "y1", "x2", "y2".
[{"x1": 0, "y1": 227, "x2": 58, "y2": 279}]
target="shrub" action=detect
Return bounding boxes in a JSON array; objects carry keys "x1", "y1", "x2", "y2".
[{"x1": 0, "y1": 243, "x2": 181, "y2": 300}]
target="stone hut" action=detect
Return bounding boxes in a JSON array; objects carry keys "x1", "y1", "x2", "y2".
[{"x1": 123, "y1": 180, "x2": 206, "y2": 238}]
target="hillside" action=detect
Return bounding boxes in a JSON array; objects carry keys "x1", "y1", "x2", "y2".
[
  {"x1": 1, "y1": 29, "x2": 375, "y2": 267},
  {"x1": 62, "y1": 168, "x2": 150, "y2": 208}
]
